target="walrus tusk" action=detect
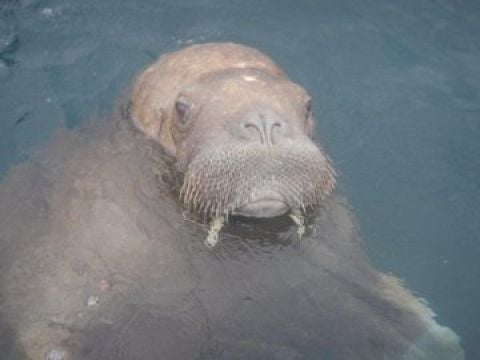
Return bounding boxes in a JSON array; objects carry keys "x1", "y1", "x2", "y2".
[
  {"x1": 205, "y1": 216, "x2": 226, "y2": 248},
  {"x1": 289, "y1": 209, "x2": 306, "y2": 239},
  {"x1": 205, "y1": 210, "x2": 305, "y2": 248}
]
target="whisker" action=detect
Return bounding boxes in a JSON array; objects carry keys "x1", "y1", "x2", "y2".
[{"x1": 179, "y1": 143, "x2": 336, "y2": 216}]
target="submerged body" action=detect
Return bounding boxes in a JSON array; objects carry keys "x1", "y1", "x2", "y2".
[{"x1": 0, "y1": 43, "x2": 464, "y2": 359}]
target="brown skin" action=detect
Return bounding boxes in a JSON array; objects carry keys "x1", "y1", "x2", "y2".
[{"x1": 131, "y1": 43, "x2": 335, "y2": 218}]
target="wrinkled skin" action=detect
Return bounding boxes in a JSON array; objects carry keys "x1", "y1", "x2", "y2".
[{"x1": 0, "y1": 43, "x2": 464, "y2": 359}]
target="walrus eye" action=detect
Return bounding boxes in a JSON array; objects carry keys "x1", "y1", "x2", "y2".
[
  {"x1": 175, "y1": 97, "x2": 191, "y2": 125},
  {"x1": 305, "y1": 98, "x2": 312, "y2": 118}
]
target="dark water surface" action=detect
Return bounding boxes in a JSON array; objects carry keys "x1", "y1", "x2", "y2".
[{"x1": 0, "y1": 0, "x2": 479, "y2": 359}]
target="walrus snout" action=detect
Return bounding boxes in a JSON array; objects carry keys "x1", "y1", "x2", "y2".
[{"x1": 179, "y1": 141, "x2": 336, "y2": 218}]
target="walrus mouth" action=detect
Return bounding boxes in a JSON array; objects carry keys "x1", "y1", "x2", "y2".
[
  {"x1": 232, "y1": 190, "x2": 289, "y2": 217},
  {"x1": 179, "y1": 142, "x2": 336, "y2": 218}
]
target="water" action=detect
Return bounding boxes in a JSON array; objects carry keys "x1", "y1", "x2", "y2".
[{"x1": 0, "y1": 0, "x2": 479, "y2": 359}]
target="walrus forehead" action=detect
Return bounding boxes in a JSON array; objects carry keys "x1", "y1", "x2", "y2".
[{"x1": 182, "y1": 68, "x2": 308, "y2": 106}]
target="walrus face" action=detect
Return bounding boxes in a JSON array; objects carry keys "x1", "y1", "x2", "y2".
[{"x1": 170, "y1": 68, "x2": 336, "y2": 218}]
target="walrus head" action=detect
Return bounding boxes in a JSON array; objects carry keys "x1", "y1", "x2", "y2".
[{"x1": 130, "y1": 43, "x2": 335, "y2": 219}]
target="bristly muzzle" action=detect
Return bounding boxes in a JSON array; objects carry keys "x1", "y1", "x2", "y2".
[{"x1": 180, "y1": 142, "x2": 336, "y2": 217}]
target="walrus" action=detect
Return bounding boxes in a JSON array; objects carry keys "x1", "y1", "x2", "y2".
[{"x1": 0, "y1": 43, "x2": 464, "y2": 360}]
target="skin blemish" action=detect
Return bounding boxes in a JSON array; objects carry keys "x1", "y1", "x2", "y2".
[
  {"x1": 242, "y1": 75, "x2": 258, "y2": 82},
  {"x1": 234, "y1": 62, "x2": 248, "y2": 68}
]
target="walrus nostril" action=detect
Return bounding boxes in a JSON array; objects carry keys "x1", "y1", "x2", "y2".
[{"x1": 242, "y1": 115, "x2": 285, "y2": 146}]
